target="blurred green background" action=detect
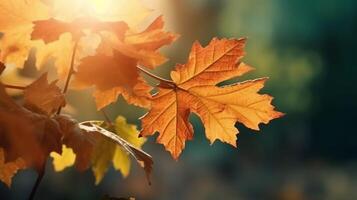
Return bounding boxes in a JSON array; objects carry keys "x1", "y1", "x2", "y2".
[{"x1": 1, "y1": 0, "x2": 357, "y2": 199}]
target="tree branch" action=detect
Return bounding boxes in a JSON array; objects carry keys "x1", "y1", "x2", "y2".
[
  {"x1": 28, "y1": 162, "x2": 46, "y2": 200},
  {"x1": 57, "y1": 39, "x2": 79, "y2": 114}
]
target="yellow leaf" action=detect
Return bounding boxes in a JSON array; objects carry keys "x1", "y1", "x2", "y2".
[
  {"x1": 49, "y1": 116, "x2": 146, "y2": 184},
  {"x1": 51, "y1": 145, "x2": 75, "y2": 172},
  {"x1": 91, "y1": 116, "x2": 146, "y2": 184},
  {"x1": 112, "y1": 147, "x2": 131, "y2": 178},
  {"x1": 112, "y1": 116, "x2": 146, "y2": 177},
  {"x1": 91, "y1": 131, "x2": 116, "y2": 184},
  {"x1": 35, "y1": 33, "x2": 101, "y2": 78}
]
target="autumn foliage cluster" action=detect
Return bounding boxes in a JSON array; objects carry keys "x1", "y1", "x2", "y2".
[{"x1": 0, "y1": 0, "x2": 283, "y2": 193}]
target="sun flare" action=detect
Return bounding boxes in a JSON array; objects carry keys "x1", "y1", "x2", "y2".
[{"x1": 50, "y1": 0, "x2": 151, "y2": 25}]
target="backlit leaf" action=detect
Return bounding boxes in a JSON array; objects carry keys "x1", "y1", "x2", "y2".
[
  {"x1": 73, "y1": 51, "x2": 152, "y2": 109},
  {"x1": 141, "y1": 38, "x2": 284, "y2": 159},
  {"x1": 23, "y1": 73, "x2": 66, "y2": 116},
  {"x1": 51, "y1": 116, "x2": 150, "y2": 184}
]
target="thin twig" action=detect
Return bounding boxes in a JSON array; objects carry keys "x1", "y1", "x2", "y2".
[
  {"x1": 57, "y1": 39, "x2": 79, "y2": 115},
  {"x1": 137, "y1": 65, "x2": 174, "y2": 85},
  {"x1": 3, "y1": 84, "x2": 26, "y2": 90},
  {"x1": 28, "y1": 162, "x2": 46, "y2": 200}
]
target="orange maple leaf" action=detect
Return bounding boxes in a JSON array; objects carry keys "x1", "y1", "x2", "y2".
[
  {"x1": 0, "y1": 0, "x2": 159, "y2": 79},
  {"x1": 98, "y1": 15, "x2": 179, "y2": 69},
  {"x1": 0, "y1": 0, "x2": 49, "y2": 67},
  {"x1": 31, "y1": 17, "x2": 129, "y2": 44},
  {"x1": 71, "y1": 16, "x2": 178, "y2": 110},
  {"x1": 72, "y1": 51, "x2": 152, "y2": 109},
  {"x1": 141, "y1": 38, "x2": 284, "y2": 159},
  {"x1": 0, "y1": 148, "x2": 26, "y2": 187}
]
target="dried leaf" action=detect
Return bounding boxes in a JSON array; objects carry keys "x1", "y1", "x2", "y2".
[
  {"x1": 0, "y1": 84, "x2": 62, "y2": 171},
  {"x1": 141, "y1": 38, "x2": 284, "y2": 159},
  {"x1": 24, "y1": 73, "x2": 66, "y2": 116},
  {"x1": 0, "y1": 148, "x2": 26, "y2": 187}
]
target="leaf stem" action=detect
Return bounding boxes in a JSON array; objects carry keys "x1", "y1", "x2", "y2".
[
  {"x1": 3, "y1": 84, "x2": 26, "y2": 90},
  {"x1": 28, "y1": 162, "x2": 46, "y2": 200},
  {"x1": 57, "y1": 39, "x2": 79, "y2": 114},
  {"x1": 137, "y1": 65, "x2": 174, "y2": 86}
]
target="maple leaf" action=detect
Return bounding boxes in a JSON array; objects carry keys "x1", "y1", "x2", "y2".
[
  {"x1": 117, "y1": 15, "x2": 178, "y2": 68},
  {"x1": 73, "y1": 16, "x2": 178, "y2": 110},
  {"x1": 30, "y1": 14, "x2": 176, "y2": 81},
  {"x1": 92, "y1": 77, "x2": 152, "y2": 110},
  {"x1": 0, "y1": 0, "x2": 152, "y2": 79},
  {"x1": 0, "y1": 0, "x2": 77, "y2": 77},
  {"x1": 23, "y1": 73, "x2": 66, "y2": 115},
  {"x1": 0, "y1": 83, "x2": 62, "y2": 171},
  {"x1": 99, "y1": 15, "x2": 179, "y2": 69},
  {"x1": 0, "y1": 0, "x2": 49, "y2": 67},
  {"x1": 31, "y1": 17, "x2": 129, "y2": 44},
  {"x1": 0, "y1": 148, "x2": 26, "y2": 187},
  {"x1": 34, "y1": 33, "x2": 102, "y2": 78},
  {"x1": 125, "y1": 16, "x2": 177, "y2": 51},
  {"x1": 140, "y1": 38, "x2": 284, "y2": 159},
  {"x1": 73, "y1": 51, "x2": 152, "y2": 109},
  {"x1": 30, "y1": 17, "x2": 128, "y2": 78},
  {"x1": 0, "y1": 73, "x2": 66, "y2": 184}
]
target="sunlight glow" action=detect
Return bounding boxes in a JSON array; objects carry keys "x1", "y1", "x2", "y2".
[{"x1": 51, "y1": 0, "x2": 152, "y2": 26}]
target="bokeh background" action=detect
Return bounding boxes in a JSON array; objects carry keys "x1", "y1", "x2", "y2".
[{"x1": 1, "y1": 0, "x2": 357, "y2": 199}]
